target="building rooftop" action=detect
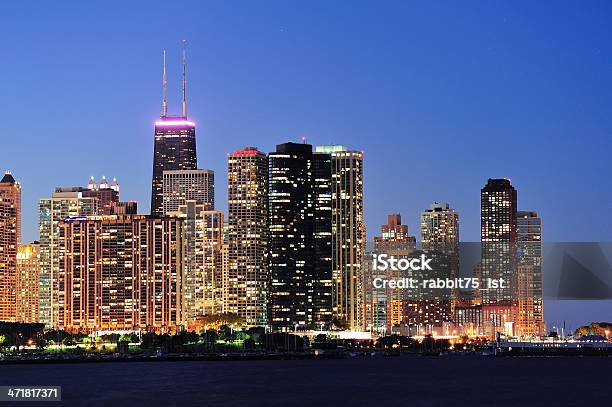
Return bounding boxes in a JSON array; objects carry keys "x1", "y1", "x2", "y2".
[{"x1": 1, "y1": 171, "x2": 16, "y2": 184}]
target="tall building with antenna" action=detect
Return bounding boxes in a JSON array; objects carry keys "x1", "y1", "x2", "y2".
[{"x1": 151, "y1": 46, "x2": 197, "y2": 215}]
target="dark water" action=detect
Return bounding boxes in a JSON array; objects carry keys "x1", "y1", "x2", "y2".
[{"x1": 1, "y1": 356, "x2": 610, "y2": 406}]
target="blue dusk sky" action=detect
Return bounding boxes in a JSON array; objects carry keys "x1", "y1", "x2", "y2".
[{"x1": 0, "y1": 1, "x2": 611, "y2": 327}]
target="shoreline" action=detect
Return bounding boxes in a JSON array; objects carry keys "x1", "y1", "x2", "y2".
[{"x1": 2, "y1": 349, "x2": 611, "y2": 365}]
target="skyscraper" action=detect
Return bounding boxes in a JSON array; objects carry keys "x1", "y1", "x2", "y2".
[
  {"x1": 0, "y1": 172, "x2": 21, "y2": 322},
  {"x1": 58, "y1": 215, "x2": 185, "y2": 333},
  {"x1": 380, "y1": 214, "x2": 411, "y2": 242},
  {"x1": 39, "y1": 187, "x2": 99, "y2": 327},
  {"x1": 480, "y1": 178, "x2": 518, "y2": 336},
  {"x1": 365, "y1": 214, "x2": 416, "y2": 334},
  {"x1": 481, "y1": 178, "x2": 517, "y2": 243},
  {"x1": 169, "y1": 202, "x2": 225, "y2": 320},
  {"x1": 516, "y1": 211, "x2": 545, "y2": 336},
  {"x1": 420, "y1": 202, "x2": 460, "y2": 328},
  {"x1": 268, "y1": 142, "x2": 333, "y2": 331},
  {"x1": 315, "y1": 145, "x2": 365, "y2": 331},
  {"x1": 84, "y1": 176, "x2": 119, "y2": 214},
  {"x1": 16, "y1": 243, "x2": 40, "y2": 323},
  {"x1": 83, "y1": 176, "x2": 137, "y2": 215},
  {"x1": 420, "y1": 202, "x2": 459, "y2": 244},
  {"x1": 227, "y1": 147, "x2": 269, "y2": 327},
  {"x1": 151, "y1": 49, "x2": 197, "y2": 215},
  {"x1": 162, "y1": 169, "x2": 214, "y2": 215}
]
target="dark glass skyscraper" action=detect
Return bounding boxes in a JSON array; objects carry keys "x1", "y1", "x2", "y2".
[
  {"x1": 268, "y1": 142, "x2": 333, "y2": 331},
  {"x1": 480, "y1": 178, "x2": 518, "y2": 335},
  {"x1": 151, "y1": 118, "x2": 197, "y2": 215},
  {"x1": 150, "y1": 49, "x2": 197, "y2": 215},
  {"x1": 481, "y1": 178, "x2": 517, "y2": 243}
]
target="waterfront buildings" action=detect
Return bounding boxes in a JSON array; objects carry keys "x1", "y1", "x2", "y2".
[
  {"x1": 516, "y1": 210, "x2": 545, "y2": 336},
  {"x1": 419, "y1": 202, "x2": 460, "y2": 327},
  {"x1": 0, "y1": 172, "x2": 21, "y2": 321},
  {"x1": 151, "y1": 50, "x2": 197, "y2": 215},
  {"x1": 480, "y1": 178, "x2": 518, "y2": 335},
  {"x1": 39, "y1": 187, "x2": 100, "y2": 327},
  {"x1": 16, "y1": 243, "x2": 40, "y2": 323},
  {"x1": 268, "y1": 142, "x2": 333, "y2": 331},
  {"x1": 57, "y1": 215, "x2": 184, "y2": 333},
  {"x1": 170, "y1": 202, "x2": 225, "y2": 320},
  {"x1": 365, "y1": 214, "x2": 416, "y2": 334},
  {"x1": 227, "y1": 147, "x2": 269, "y2": 327},
  {"x1": 481, "y1": 178, "x2": 517, "y2": 243},
  {"x1": 315, "y1": 146, "x2": 365, "y2": 332},
  {"x1": 162, "y1": 169, "x2": 214, "y2": 215}
]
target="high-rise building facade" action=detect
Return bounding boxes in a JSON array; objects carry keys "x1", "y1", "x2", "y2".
[
  {"x1": 170, "y1": 202, "x2": 225, "y2": 320},
  {"x1": 39, "y1": 188, "x2": 100, "y2": 327},
  {"x1": 16, "y1": 243, "x2": 40, "y2": 323},
  {"x1": 0, "y1": 172, "x2": 21, "y2": 322},
  {"x1": 420, "y1": 202, "x2": 459, "y2": 244},
  {"x1": 315, "y1": 146, "x2": 365, "y2": 331},
  {"x1": 365, "y1": 214, "x2": 416, "y2": 333},
  {"x1": 480, "y1": 178, "x2": 518, "y2": 335},
  {"x1": 58, "y1": 215, "x2": 184, "y2": 333},
  {"x1": 420, "y1": 202, "x2": 460, "y2": 327},
  {"x1": 84, "y1": 176, "x2": 120, "y2": 215},
  {"x1": 162, "y1": 169, "x2": 214, "y2": 215},
  {"x1": 151, "y1": 49, "x2": 197, "y2": 215},
  {"x1": 481, "y1": 179, "x2": 517, "y2": 243},
  {"x1": 268, "y1": 142, "x2": 333, "y2": 331},
  {"x1": 516, "y1": 210, "x2": 545, "y2": 336},
  {"x1": 227, "y1": 147, "x2": 269, "y2": 327},
  {"x1": 380, "y1": 214, "x2": 411, "y2": 242}
]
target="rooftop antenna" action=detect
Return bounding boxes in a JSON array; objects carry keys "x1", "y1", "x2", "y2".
[
  {"x1": 182, "y1": 40, "x2": 187, "y2": 118},
  {"x1": 162, "y1": 49, "x2": 168, "y2": 117}
]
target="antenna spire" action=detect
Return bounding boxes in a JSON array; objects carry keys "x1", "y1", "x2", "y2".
[
  {"x1": 162, "y1": 49, "x2": 168, "y2": 117},
  {"x1": 181, "y1": 40, "x2": 187, "y2": 118}
]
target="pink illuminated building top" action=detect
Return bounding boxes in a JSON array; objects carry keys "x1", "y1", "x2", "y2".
[
  {"x1": 231, "y1": 147, "x2": 262, "y2": 157},
  {"x1": 155, "y1": 118, "x2": 195, "y2": 127}
]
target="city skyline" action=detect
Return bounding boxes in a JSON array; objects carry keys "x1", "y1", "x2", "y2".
[
  {"x1": 1, "y1": 2, "x2": 611, "y2": 330},
  {"x1": 1, "y1": 3, "x2": 610, "y2": 405}
]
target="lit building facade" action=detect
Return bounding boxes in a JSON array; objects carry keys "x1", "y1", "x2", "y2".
[
  {"x1": 365, "y1": 214, "x2": 416, "y2": 334},
  {"x1": 227, "y1": 147, "x2": 269, "y2": 327},
  {"x1": 268, "y1": 142, "x2": 333, "y2": 331},
  {"x1": 151, "y1": 118, "x2": 197, "y2": 215},
  {"x1": 162, "y1": 169, "x2": 214, "y2": 215},
  {"x1": 420, "y1": 202, "x2": 459, "y2": 244},
  {"x1": 83, "y1": 176, "x2": 120, "y2": 215},
  {"x1": 419, "y1": 202, "x2": 460, "y2": 327},
  {"x1": 170, "y1": 203, "x2": 225, "y2": 320},
  {"x1": 0, "y1": 172, "x2": 21, "y2": 322},
  {"x1": 315, "y1": 145, "x2": 365, "y2": 331},
  {"x1": 516, "y1": 210, "x2": 545, "y2": 336},
  {"x1": 480, "y1": 178, "x2": 518, "y2": 336},
  {"x1": 57, "y1": 215, "x2": 185, "y2": 333},
  {"x1": 39, "y1": 188, "x2": 100, "y2": 327},
  {"x1": 16, "y1": 243, "x2": 40, "y2": 323}
]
